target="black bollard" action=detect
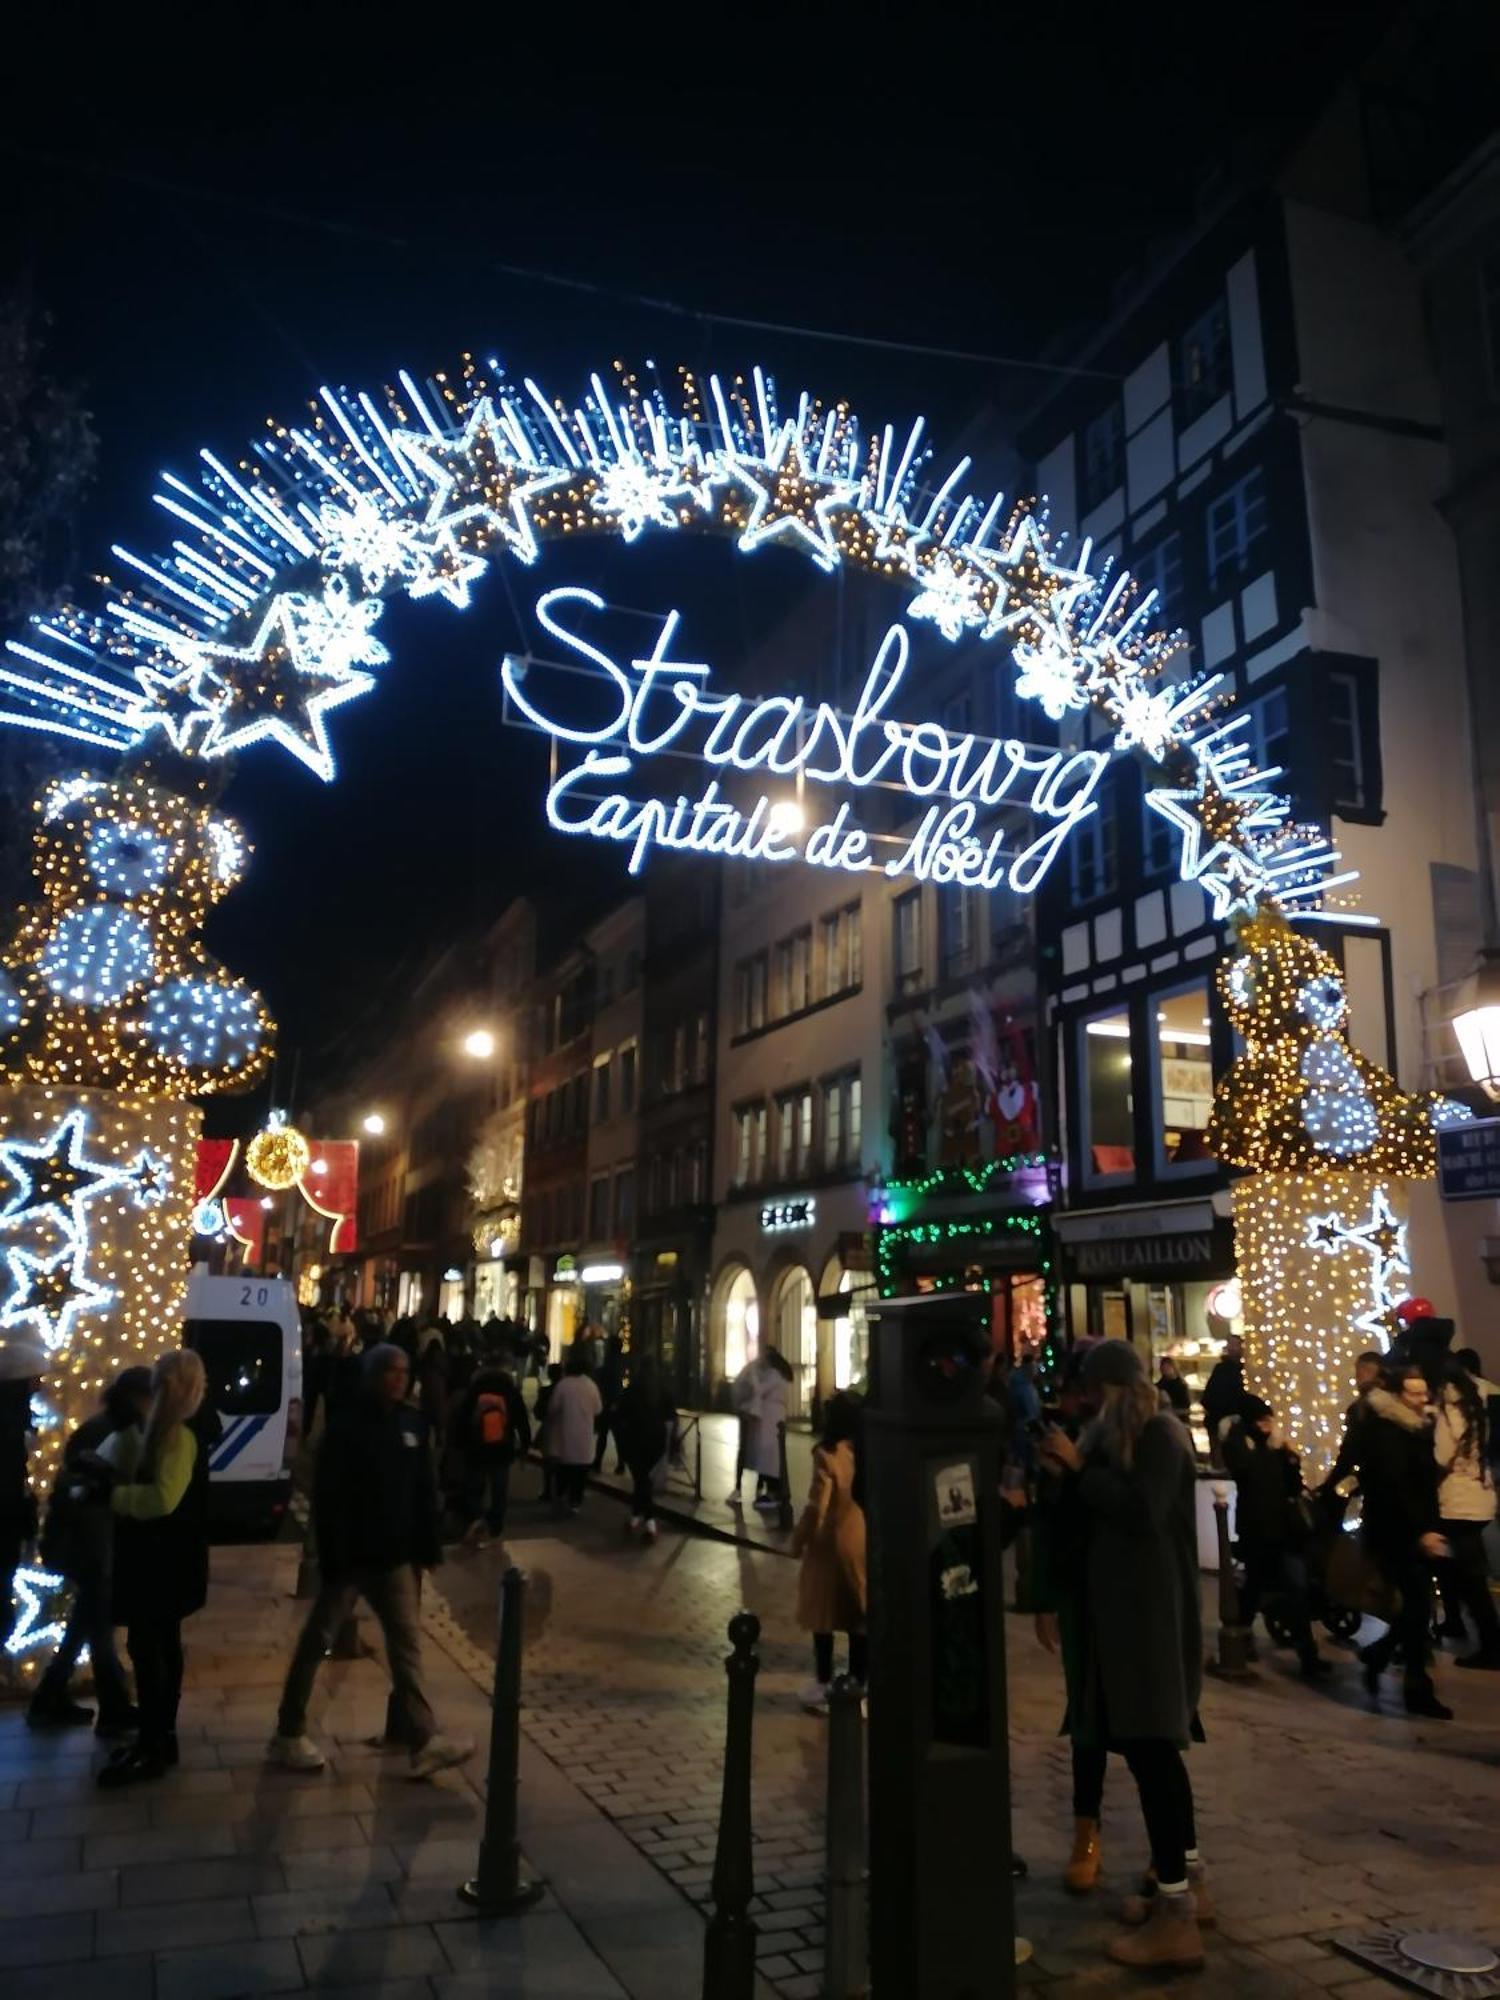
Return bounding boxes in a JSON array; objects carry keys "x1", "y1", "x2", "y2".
[
  {"x1": 459, "y1": 1565, "x2": 546, "y2": 1913},
  {"x1": 823, "y1": 1674, "x2": 868, "y2": 2000},
  {"x1": 776, "y1": 1422, "x2": 795, "y2": 1532},
  {"x1": 702, "y1": 1611, "x2": 760, "y2": 2000},
  {"x1": 1206, "y1": 1483, "x2": 1256, "y2": 1679}
]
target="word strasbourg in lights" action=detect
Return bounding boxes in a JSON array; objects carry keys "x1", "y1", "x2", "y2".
[{"x1": 503, "y1": 588, "x2": 1108, "y2": 892}]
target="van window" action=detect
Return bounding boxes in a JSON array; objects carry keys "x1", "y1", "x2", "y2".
[{"x1": 186, "y1": 1319, "x2": 283, "y2": 1415}]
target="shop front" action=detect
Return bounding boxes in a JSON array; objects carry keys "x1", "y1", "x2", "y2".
[
  {"x1": 872, "y1": 1158, "x2": 1055, "y2": 1360},
  {"x1": 708, "y1": 1184, "x2": 872, "y2": 1420},
  {"x1": 1056, "y1": 1193, "x2": 1240, "y2": 1456}
]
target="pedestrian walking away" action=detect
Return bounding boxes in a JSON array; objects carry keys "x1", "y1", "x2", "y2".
[
  {"x1": 546, "y1": 1349, "x2": 602, "y2": 1514},
  {"x1": 96, "y1": 1349, "x2": 215, "y2": 1788},
  {"x1": 1200, "y1": 1332, "x2": 1244, "y2": 1468},
  {"x1": 1038, "y1": 1339, "x2": 1209, "y2": 1974},
  {"x1": 1355, "y1": 1360, "x2": 1454, "y2": 1719},
  {"x1": 269, "y1": 1342, "x2": 474, "y2": 1779},
  {"x1": 29, "y1": 1365, "x2": 152, "y2": 1735},
  {"x1": 452, "y1": 1364, "x2": 530, "y2": 1548},
  {"x1": 744, "y1": 1345, "x2": 791, "y2": 1509},
  {"x1": 594, "y1": 1331, "x2": 626, "y2": 1472},
  {"x1": 1222, "y1": 1394, "x2": 1330, "y2": 1678},
  {"x1": 534, "y1": 1361, "x2": 563, "y2": 1501},
  {"x1": 792, "y1": 1392, "x2": 868, "y2": 1711},
  {"x1": 613, "y1": 1355, "x2": 676, "y2": 1542}
]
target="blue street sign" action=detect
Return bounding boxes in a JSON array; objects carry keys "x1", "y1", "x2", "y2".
[{"x1": 1437, "y1": 1117, "x2": 1500, "y2": 1200}]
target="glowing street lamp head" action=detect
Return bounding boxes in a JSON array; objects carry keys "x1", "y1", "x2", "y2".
[
  {"x1": 361, "y1": 1112, "x2": 386, "y2": 1136},
  {"x1": 462, "y1": 1028, "x2": 496, "y2": 1060},
  {"x1": 768, "y1": 799, "x2": 805, "y2": 836}
]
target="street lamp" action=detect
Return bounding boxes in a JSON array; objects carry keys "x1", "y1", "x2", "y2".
[
  {"x1": 362, "y1": 1111, "x2": 386, "y2": 1136},
  {"x1": 1451, "y1": 954, "x2": 1500, "y2": 1101},
  {"x1": 462, "y1": 1028, "x2": 496, "y2": 1060}
]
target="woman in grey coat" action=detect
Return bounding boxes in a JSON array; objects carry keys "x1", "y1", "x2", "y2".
[{"x1": 1038, "y1": 1339, "x2": 1206, "y2": 1974}]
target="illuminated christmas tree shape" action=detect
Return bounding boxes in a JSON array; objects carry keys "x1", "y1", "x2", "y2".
[{"x1": 0, "y1": 770, "x2": 272, "y2": 1097}]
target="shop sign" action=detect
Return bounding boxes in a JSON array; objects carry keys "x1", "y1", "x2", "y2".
[
  {"x1": 761, "y1": 1196, "x2": 815, "y2": 1234},
  {"x1": 1071, "y1": 1231, "x2": 1215, "y2": 1277},
  {"x1": 1437, "y1": 1116, "x2": 1500, "y2": 1201}
]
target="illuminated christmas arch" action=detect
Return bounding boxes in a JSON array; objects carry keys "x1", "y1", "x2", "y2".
[{"x1": 0, "y1": 353, "x2": 1463, "y2": 1553}]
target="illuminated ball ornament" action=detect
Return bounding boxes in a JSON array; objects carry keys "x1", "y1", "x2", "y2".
[
  {"x1": 246, "y1": 1113, "x2": 310, "y2": 1191},
  {"x1": 143, "y1": 979, "x2": 265, "y2": 1071}
]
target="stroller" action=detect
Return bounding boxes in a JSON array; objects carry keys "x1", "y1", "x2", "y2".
[{"x1": 1259, "y1": 1481, "x2": 1364, "y2": 1648}]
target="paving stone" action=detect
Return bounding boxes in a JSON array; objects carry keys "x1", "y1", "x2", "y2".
[
  {"x1": 122, "y1": 1855, "x2": 287, "y2": 1904},
  {"x1": 2, "y1": 1958, "x2": 153, "y2": 2000},
  {"x1": 253, "y1": 1882, "x2": 402, "y2": 1936},
  {"x1": 153, "y1": 1936, "x2": 305, "y2": 2000},
  {"x1": 296, "y1": 1924, "x2": 450, "y2": 1982},
  {"x1": 95, "y1": 1895, "x2": 259, "y2": 1957},
  {"x1": 0, "y1": 1909, "x2": 96, "y2": 1967},
  {"x1": 0, "y1": 1867, "x2": 118, "y2": 1919}
]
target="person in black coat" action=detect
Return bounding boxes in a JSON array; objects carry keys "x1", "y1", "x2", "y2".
[
  {"x1": 30, "y1": 1366, "x2": 152, "y2": 1732},
  {"x1": 1200, "y1": 1335, "x2": 1244, "y2": 1467},
  {"x1": 1355, "y1": 1361, "x2": 1451, "y2": 1719},
  {"x1": 1222, "y1": 1396, "x2": 1328, "y2": 1677},
  {"x1": 1326, "y1": 1351, "x2": 1383, "y2": 1487},
  {"x1": 270, "y1": 1343, "x2": 473, "y2": 1778},
  {"x1": 450, "y1": 1365, "x2": 531, "y2": 1545},
  {"x1": 614, "y1": 1357, "x2": 677, "y2": 1542},
  {"x1": 1156, "y1": 1358, "x2": 1191, "y2": 1419}
]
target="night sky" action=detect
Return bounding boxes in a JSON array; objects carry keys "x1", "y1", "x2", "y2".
[{"x1": 1, "y1": 8, "x2": 1410, "y2": 1122}]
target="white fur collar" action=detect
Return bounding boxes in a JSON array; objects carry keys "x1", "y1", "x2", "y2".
[{"x1": 1367, "y1": 1385, "x2": 1431, "y2": 1432}]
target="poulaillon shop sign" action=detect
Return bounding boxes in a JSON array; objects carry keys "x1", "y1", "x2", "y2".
[
  {"x1": 1070, "y1": 1231, "x2": 1217, "y2": 1277},
  {"x1": 502, "y1": 587, "x2": 1108, "y2": 892}
]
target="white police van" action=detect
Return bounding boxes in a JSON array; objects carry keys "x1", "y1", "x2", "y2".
[{"x1": 182, "y1": 1267, "x2": 303, "y2": 1533}]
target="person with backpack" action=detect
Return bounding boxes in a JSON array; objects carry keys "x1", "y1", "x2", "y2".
[
  {"x1": 29, "y1": 1366, "x2": 152, "y2": 1734},
  {"x1": 453, "y1": 1365, "x2": 531, "y2": 1547}
]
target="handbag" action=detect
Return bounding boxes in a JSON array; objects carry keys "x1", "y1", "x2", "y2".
[{"x1": 1325, "y1": 1530, "x2": 1400, "y2": 1621}]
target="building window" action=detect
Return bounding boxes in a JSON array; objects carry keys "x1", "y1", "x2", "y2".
[
  {"x1": 669, "y1": 1021, "x2": 686, "y2": 1093},
  {"x1": 942, "y1": 689, "x2": 972, "y2": 736},
  {"x1": 1080, "y1": 402, "x2": 1124, "y2": 512},
  {"x1": 1326, "y1": 671, "x2": 1366, "y2": 811},
  {"x1": 690, "y1": 1010, "x2": 710, "y2": 1084},
  {"x1": 735, "y1": 951, "x2": 768, "y2": 1034},
  {"x1": 618, "y1": 1041, "x2": 637, "y2": 1112},
  {"x1": 1250, "y1": 684, "x2": 1291, "y2": 775},
  {"x1": 1141, "y1": 786, "x2": 1176, "y2": 877},
  {"x1": 894, "y1": 890, "x2": 924, "y2": 995},
  {"x1": 588, "y1": 1174, "x2": 610, "y2": 1240},
  {"x1": 685, "y1": 1140, "x2": 706, "y2": 1204},
  {"x1": 593, "y1": 1053, "x2": 611, "y2": 1122},
  {"x1": 1132, "y1": 532, "x2": 1184, "y2": 621},
  {"x1": 938, "y1": 888, "x2": 977, "y2": 980},
  {"x1": 818, "y1": 901, "x2": 862, "y2": 999},
  {"x1": 623, "y1": 949, "x2": 640, "y2": 992},
  {"x1": 775, "y1": 1086, "x2": 814, "y2": 1179},
  {"x1": 822, "y1": 1069, "x2": 862, "y2": 1170},
  {"x1": 1180, "y1": 297, "x2": 1231, "y2": 420},
  {"x1": 1205, "y1": 467, "x2": 1267, "y2": 583},
  {"x1": 1081, "y1": 1006, "x2": 1136, "y2": 1183},
  {"x1": 613, "y1": 1167, "x2": 634, "y2": 1234},
  {"x1": 788, "y1": 928, "x2": 810, "y2": 1013},
  {"x1": 572, "y1": 1072, "x2": 589, "y2": 1133},
  {"x1": 1154, "y1": 982, "x2": 1215, "y2": 1172},
  {"x1": 733, "y1": 1102, "x2": 762, "y2": 1187},
  {"x1": 1068, "y1": 799, "x2": 1117, "y2": 903}
]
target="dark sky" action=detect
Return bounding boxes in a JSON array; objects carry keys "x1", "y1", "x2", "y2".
[{"x1": 0, "y1": 6, "x2": 1414, "y2": 1121}]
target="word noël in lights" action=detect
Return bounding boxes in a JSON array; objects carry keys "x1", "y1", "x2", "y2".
[{"x1": 501, "y1": 588, "x2": 1107, "y2": 891}]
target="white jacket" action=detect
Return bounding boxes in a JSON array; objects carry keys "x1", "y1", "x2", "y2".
[
  {"x1": 746, "y1": 1360, "x2": 790, "y2": 1475},
  {"x1": 1433, "y1": 1381, "x2": 1497, "y2": 1524},
  {"x1": 546, "y1": 1373, "x2": 602, "y2": 1466}
]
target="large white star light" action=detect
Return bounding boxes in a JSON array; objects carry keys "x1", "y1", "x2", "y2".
[
  {"x1": 1143, "y1": 737, "x2": 1288, "y2": 920},
  {"x1": 0, "y1": 1109, "x2": 132, "y2": 1231},
  {"x1": 1305, "y1": 1185, "x2": 1410, "y2": 1347},
  {"x1": 731, "y1": 425, "x2": 862, "y2": 573},
  {"x1": 5, "y1": 1567, "x2": 67, "y2": 1657},
  {"x1": 128, "y1": 659, "x2": 225, "y2": 753},
  {"x1": 2, "y1": 1242, "x2": 114, "y2": 1351},
  {"x1": 392, "y1": 397, "x2": 574, "y2": 570},
  {"x1": 192, "y1": 598, "x2": 375, "y2": 782}
]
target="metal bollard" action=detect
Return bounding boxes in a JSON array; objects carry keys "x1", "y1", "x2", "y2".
[
  {"x1": 823, "y1": 1674, "x2": 868, "y2": 2000},
  {"x1": 459, "y1": 1565, "x2": 546, "y2": 1913},
  {"x1": 1206, "y1": 1483, "x2": 1256, "y2": 1679},
  {"x1": 776, "y1": 1422, "x2": 795, "y2": 1532},
  {"x1": 702, "y1": 1611, "x2": 760, "y2": 2000}
]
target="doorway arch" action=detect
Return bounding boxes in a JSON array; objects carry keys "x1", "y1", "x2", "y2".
[
  {"x1": 712, "y1": 1259, "x2": 760, "y2": 1393},
  {"x1": 768, "y1": 1260, "x2": 817, "y2": 1421}
]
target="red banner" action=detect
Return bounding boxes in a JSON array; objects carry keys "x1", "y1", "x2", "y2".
[
  {"x1": 224, "y1": 1197, "x2": 265, "y2": 1267},
  {"x1": 299, "y1": 1139, "x2": 359, "y2": 1253},
  {"x1": 195, "y1": 1137, "x2": 238, "y2": 1202}
]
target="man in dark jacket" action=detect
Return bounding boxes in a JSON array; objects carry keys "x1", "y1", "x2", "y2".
[
  {"x1": 1355, "y1": 1364, "x2": 1451, "y2": 1718},
  {"x1": 452, "y1": 1365, "x2": 531, "y2": 1545},
  {"x1": 1200, "y1": 1335, "x2": 1244, "y2": 1466},
  {"x1": 1327, "y1": 1351, "x2": 1382, "y2": 1486},
  {"x1": 1223, "y1": 1396, "x2": 1329, "y2": 1677},
  {"x1": 270, "y1": 1344, "x2": 473, "y2": 1778}
]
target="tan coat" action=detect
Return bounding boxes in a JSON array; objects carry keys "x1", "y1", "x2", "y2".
[{"x1": 792, "y1": 1441, "x2": 867, "y2": 1634}]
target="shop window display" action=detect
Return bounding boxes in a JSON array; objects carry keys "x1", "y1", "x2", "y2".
[
  {"x1": 1154, "y1": 983, "x2": 1215, "y2": 1170},
  {"x1": 1082, "y1": 1007, "x2": 1135, "y2": 1180}
]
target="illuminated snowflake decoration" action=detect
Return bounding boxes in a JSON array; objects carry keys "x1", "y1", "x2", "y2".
[{"x1": 0, "y1": 353, "x2": 1359, "y2": 926}]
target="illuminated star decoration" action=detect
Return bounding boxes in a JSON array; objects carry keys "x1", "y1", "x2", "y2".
[
  {"x1": 190, "y1": 597, "x2": 376, "y2": 782},
  {"x1": 731, "y1": 423, "x2": 862, "y2": 573},
  {"x1": 129, "y1": 660, "x2": 224, "y2": 752},
  {"x1": 128, "y1": 1150, "x2": 172, "y2": 1208},
  {"x1": 0, "y1": 1110, "x2": 129, "y2": 1227},
  {"x1": 1, "y1": 1243, "x2": 114, "y2": 1350},
  {"x1": 392, "y1": 396, "x2": 573, "y2": 570},
  {"x1": 4, "y1": 1567, "x2": 67, "y2": 1657},
  {"x1": 1304, "y1": 1185, "x2": 1411, "y2": 1346}
]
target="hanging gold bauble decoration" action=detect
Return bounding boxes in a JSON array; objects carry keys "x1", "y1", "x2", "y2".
[{"x1": 245, "y1": 1114, "x2": 310, "y2": 1191}]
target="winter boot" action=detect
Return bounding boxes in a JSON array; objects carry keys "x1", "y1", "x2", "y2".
[
  {"x1": 1106, "y1": 1887, "x2": 1205, "y2": 1972},
  {"x1": 1120, "y1": 1860, "x2": 1214, "y2": 1927},
  {"x1": 1063, "y1": 1817, "x2": 1102, "y2": 1893}
]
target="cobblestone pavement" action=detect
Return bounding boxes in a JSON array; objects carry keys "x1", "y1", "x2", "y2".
[{"x1": 443, "y1": 1479, "x2": 1500, "y2": 2000}]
